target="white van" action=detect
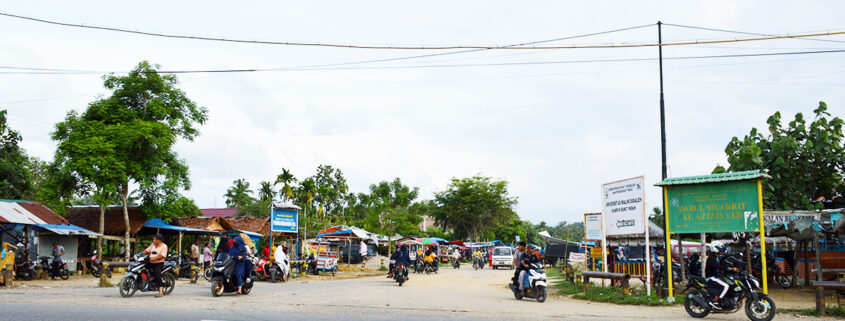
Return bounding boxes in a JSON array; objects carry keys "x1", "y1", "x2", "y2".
[{"x1": 491, "y1": 246, "x2": 514, "y2": 269}]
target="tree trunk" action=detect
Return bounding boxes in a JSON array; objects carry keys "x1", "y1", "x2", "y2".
[
  {"x1": 120, "y1": 182, "x2": 131, "y2": 260},
  {"x1": 98, "y1": 205, "x2": 105, "y2": 262}
]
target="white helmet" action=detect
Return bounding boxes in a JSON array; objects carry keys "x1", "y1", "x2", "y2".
[{"x1": 710, "y1": 241, "x2": 726, "y2": 253}]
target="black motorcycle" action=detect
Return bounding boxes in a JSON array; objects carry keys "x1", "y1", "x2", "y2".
[
  {"x1": 38, "y1": 256, "x2": 69, "y2": 280},
  {"x1": 684, "y1": 262, "x2": 776, "y2": 321},
  {"x1": 118, "y1": 253, "x2": 176, "y2": 298},
  {"x1": 88, "y1": 251, "x2": 112, "y2": 279},
  {"x1": 652, "y1": 259, "x2": 681, "y2": 289},
  {"x1": 393, "y1": 263, "x2": 408, "y2": 286},
  {"x1": 452, "y1": 258, "x2": 460, "y2": 269},
  {"x1": 210, "y1": 253, "x2": 254, "y2": 297},
  {"x1": 172, "y1": 254, "x2": 198, "y2": 281},
  {"x1": 14, "y1": 250, "x2": 35, "y2": 281}
]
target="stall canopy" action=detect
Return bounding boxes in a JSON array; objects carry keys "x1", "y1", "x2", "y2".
[
  {"x1": 36, "y1": 224, "x2": 100, "y2": 237},
  {"x1": 142, "y1": 218, "x2": 220, "y2": 235},
  {"x1": 229, "y1": 230, "x2": 263, "y2": 242},
  {"x1": 316, "y1": 226, "x2": 371, "y2": 240}
]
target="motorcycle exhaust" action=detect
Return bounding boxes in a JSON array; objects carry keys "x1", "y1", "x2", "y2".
[{"x1": 689, "y1": 294, "x2": 709, "y2": 310}]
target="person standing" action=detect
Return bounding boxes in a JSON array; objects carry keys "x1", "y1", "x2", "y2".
[
  {"x1": 190, "y1": 241, "x2": 200, "y2": 265},
  {"x1": 50, "y1": 243, "x2": 65, "y2": 279},
  {"x1": 203, "y1": 242, "x2": 213, "y2": 271},
  {"x1": 359, "y1": 240, "x2": 368, "y2": 269},
  {"x1": 142, "y1": 234, "x2": 168, "y2": 298}
]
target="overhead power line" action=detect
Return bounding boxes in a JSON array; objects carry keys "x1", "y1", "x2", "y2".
[
  {"x1": 2, "y1": 12, "x2": 845, "y2": 50},
  {"x1": 2, "y1": 48, "x2": 845, "y2": 75},
  {"x1": 664, "y1": 23, "x2": 845, "y2": 44}
]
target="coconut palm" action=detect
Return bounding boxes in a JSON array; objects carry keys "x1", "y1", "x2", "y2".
[
  {"x1": 258, "y1": 181, "x2": 275, "y2": 202},
  {"x1": 274, "y1": 168, "x2": 297, "y2": 202},
  {"x1": 224, "y1": 178, "x2": 253, "y2": 208}
]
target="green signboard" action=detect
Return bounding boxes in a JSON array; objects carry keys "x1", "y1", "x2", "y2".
[{"x1": 666, "y1": 180, "x2": 761, "y2": 233}]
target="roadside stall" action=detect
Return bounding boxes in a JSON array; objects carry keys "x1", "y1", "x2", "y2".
[{"x1": 306, "y1": 241, "x2": 340, "y2": 276}]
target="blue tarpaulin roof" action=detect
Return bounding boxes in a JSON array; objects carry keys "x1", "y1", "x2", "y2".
[
  {"x1": 228, "y1": 230, "x2": 263, "y2": 241},
  {"x1": 36, "y1": 224, "x2": 100, "y2": 236},
  {"x1": 143, "y1": 218, "x2": 219, "y2": 235}
]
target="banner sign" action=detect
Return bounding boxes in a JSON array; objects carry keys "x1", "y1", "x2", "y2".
[
  {"x1": 271, "y1": 208, "x2": 298, "y2": 233},
  {"x1": 569, "y1": 252, "x2": 586, "y2": 263},
  {"x1": 602, "y1": 176, "x2": 646, "y2": 236},
  {"x1": 584, "y1": 213, "x2": 602, "y2": 241},
  {"x1": 764, "y1": 213, "x2": 818, "y2": 224},
  {"x1": 666, "y1": 180, "x2": 760, "y2": 233}
]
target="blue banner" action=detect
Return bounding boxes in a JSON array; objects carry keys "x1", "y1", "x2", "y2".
[{"x1": 271, "y1": 208, "x2": 298, "y2": 233}]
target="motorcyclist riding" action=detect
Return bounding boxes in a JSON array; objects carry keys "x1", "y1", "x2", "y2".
[
  {"x1": 512, "y1": 241, "x2": 526, "y2": 288},
  {"x1": 518, "y1": 245, "x2": 540, "y2": 295},
  {"x1": 705, "y1": 241, "x2": 740, "y2": 309}
]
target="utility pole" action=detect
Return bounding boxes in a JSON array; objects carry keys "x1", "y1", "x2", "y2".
[{"x1": 658, "y1": 21, "x2": 672, "y2": 299}]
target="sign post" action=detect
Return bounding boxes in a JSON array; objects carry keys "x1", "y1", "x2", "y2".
[
  {"x1": 601, "y1": 176, "x2": 649, "y2": 295},
  {"x1": 271, "y1": 203, "x2": 301, "y2": 256},
  {"x1": 656, "y1": 170, "x2": 771, "y2": 297}
]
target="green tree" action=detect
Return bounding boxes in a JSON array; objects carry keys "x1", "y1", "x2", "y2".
[
  {"x1": 0, "y1": 110, "x2": 34, "y2": 199},
  {"x1": 58, "y1": 61, "x2": 208, "y2": 259},
  {"x1": 311, "y1": 164, "x2": 348, "y2": 220},
  {"x1": 718, "y1": 102, "x2": 844, "y2": 209},
  {"x1": 432, "y1": 175, "x2": 518, "y2": 241},
  {"x1": 258, "y1": 181, "x2": 276, "y2": 202},
  {"x1": 224, "y1": 178, "x2": 254, "y2": 208},
  {"x1": 648, "y1": 206, "x2": 663, "y2": 226},
  {"x1": 358, "y1": 178, "x2": 422, "y2": 237},
  {"x1": 274, "y1": 168, "x2": 296, "y2": 202}
]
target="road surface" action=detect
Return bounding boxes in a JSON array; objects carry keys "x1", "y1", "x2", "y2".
[{"x1": 0, "y1": 266, "x2": 820, "y2": 320}]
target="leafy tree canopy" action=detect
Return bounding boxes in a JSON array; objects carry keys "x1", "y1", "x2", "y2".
[{"x1": 432, "y1": 175, "x2": 518, "y2": 241}]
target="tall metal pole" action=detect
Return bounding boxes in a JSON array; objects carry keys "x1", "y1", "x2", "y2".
[{"x1": 658, "y1": 21, "x2": 673, "y2": 298}]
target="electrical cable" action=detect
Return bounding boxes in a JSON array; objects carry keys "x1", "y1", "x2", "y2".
[
  {"x1": 2, "y1": 12, "x2": 844, "y2": 50},
  {"x1": 3, "y1": 48, "x2": 845, "y2": 75},
  {"x1": 663, "y1": 23, "x2": 845, "y2": 44}
]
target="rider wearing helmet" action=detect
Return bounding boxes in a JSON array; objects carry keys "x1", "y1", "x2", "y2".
[{"x1": 705, "y1": 241, "x2": 739, "y2": 309}]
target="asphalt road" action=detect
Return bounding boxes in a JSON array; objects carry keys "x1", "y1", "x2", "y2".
[{"x1": 0, "y1": 266, "x2": 818, "y2": 321}]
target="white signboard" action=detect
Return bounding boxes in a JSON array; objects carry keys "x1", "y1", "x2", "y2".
[
  {"x1": 568, "y1": 252, "x2": 586, "y2": 263},
  {"x1": 601, "y1": 176, "x2": 646, "y2": 236},
  {"x1": 584, "y1": 213, "x2": 602, "y2": 241}
]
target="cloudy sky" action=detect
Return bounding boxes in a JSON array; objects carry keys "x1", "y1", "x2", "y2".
[{"x1": 2, "y1": 1, "x2": 844, "y2": 225}]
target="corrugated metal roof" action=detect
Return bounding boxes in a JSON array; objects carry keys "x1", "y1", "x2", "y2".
[
  {"x1": 0, "y1": 201, "x2": 48, "y2": 224},
  {"x1": 654, "y1": 170, "x2": 771, "y2": 186},
  {"x1": 37, "y1": 224, "x2": 100, "y2": 236}
]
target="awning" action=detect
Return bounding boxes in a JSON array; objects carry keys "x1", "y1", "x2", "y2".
[
  {"x1": 229, "y1": 230, "x2": 263, "y2": 241},
  {"x1": 36, "y1": 224, "x2": 100, "y2": 236},
  {"x1": 316, "y1": 228, "x2": 371, "y2": 240},
  {"x1": 143, "y1": 218, "x2": 220, "y2": 235}
]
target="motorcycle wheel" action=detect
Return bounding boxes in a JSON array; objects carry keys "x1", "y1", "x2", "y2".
[
  {"x1": 59, "y1": 268, "x2": 69, "y2": 280},
  {"x1": 683, "y1": 289, "x2": 711, "y2": 318},
  {"x1": 535, "y1": 286, "x2": 547, "y2": 303},
  {"x1": 271, "y1": 270, "x2": 279, "y2": 283},
  {"x1": 204, "y1": 268, "x2": 212, "y2": 282},
  {"x1": 92, "y1": 270, "x2": 100, "y2": 278},
  {"x1": 745, "y1": 294, "x2": 776, "y2": 321},
  {"x1": 775, "y1": 274, "x2": 792, "y2": 289},
  {"x1": 162, "y1": 274, "x2": 176, "y2": 295},
  {"x1": 212, "y1": 279, "x2": 224, "y2": 297},
  {"x1": 331, "y1": 267, "x2": 337, "y2": 277},
  {"x1": 118, "y1": 276, "x2": 137, "y2": 298},
  {"x1": 22, "y1": 270, "x2": 34, "y2": 281},
  {"x1": 106, "y1": 269, "x2": 112, "y2": 279},
  {"x1": 514, "y1": 288, "x2": 524, "y2": 300},
  {"x1": 242, "y1": 280, "x2": 253, "y2": 295}
]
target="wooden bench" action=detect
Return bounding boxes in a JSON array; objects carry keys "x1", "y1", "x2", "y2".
[{"x1": 810, "y1": 280, "x2": 845, "y2": 315}]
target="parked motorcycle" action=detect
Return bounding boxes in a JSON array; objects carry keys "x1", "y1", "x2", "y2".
[
  {"x1": 173, "y1": 254, "x2": 197, "y2": 281},
  {"x1": 652, "y1": 259, "x2": 681, "y2": 289},
  {"x1": 210, "y1": 253, "x2": 254, "y2": 297},
  {"x1": 89, "y1": 251, "x2": 112, "y2": 279},
  {"x1": 255, "y1": 257, "x2": 284, "y2": 283},
  {"x1": 683, "y1": 257, "x2": 776, "y2": 321},
  {"x1": 748, "y1": 253, "x2": 792, "y2": 289},
  {"x1": 14, "y1": 250, "x2": 35, "y2": 281},
  {"x1": 118, "y1": 253, "x2": 176, "y2": 298},
  {"x1": 509, "y1": 263, "x2": 548, "y2": 303},
  {"x1": 393, "y1": 263, "x2": 408, "y2": 286},
  {"x1": 38, "y1": 256, "x2": 69, "y2": 280}
]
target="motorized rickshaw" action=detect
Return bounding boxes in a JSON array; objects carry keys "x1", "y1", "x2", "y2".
[{"x1": 307, "y1": 241, "x2": 339, "y2": 276}]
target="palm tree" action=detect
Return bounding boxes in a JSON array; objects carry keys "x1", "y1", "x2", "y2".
[
  {"x1": 224, "y1": 179, "x2": 253, "y2": 208},
  {"x1": 258, "y1": 181, "x2": 275, "y2": 202},
  {"x1": 274, "y1": 168, "x2": 297, "y2": 202}
]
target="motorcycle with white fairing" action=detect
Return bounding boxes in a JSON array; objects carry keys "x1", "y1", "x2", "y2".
[{"x1": 509, "y1": 262, "x2": 548, "y2": 303}]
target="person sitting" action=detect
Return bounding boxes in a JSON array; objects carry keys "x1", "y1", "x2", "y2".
[
  {"x1": 705, "y1": 241, "x2": 738, "y2": 309},
  {"x1": 518, "y1": 245, "x2": 540, "y2": 293},
  {"x1": 229, "y1": 236, "x2": 247, "y2": 294},
  {"x1": 395, "y1": 245, "x2": 411, "y2": 279},
  {"x1": 388, "y1": 249, "x2": 402, "y2": 278},
  {"x1": 423, "y1": 250, "x2": 436, "y2": 270}
]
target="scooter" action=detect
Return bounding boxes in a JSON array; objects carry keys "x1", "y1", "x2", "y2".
[
  {"x1": 89, "y1": 251, "x2": 112, "y2": 279},
  {"x1": 509, "y1": 263, "x2": 548, "y2": 303},
  {"x1": 210, "y1": 253, "x2": 254, "y2": 297},
  {"x1": 393, "y1": 263, "x2": 408, "y2": 286},
  {"x1": 414, "y1": 259, "x2": 424, "y2": 274},
  {"x1": 38, "y1": 256, "x2": 69, "y2": 280},
  {"x1": 255, "y1": 257, "x2": 284, "y2": 283},
  {"x1": 14, "y1": 249, "x2": 35, "y2": 281},
  {"x1": 118, "y1": 253, "x2": 176, "y2": 298},
  {"x1": 452, "y1": 258, "x2": 460, "y2": 269}
]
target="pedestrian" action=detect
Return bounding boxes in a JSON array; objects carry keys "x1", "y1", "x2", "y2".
[
  {"x1": 142, "y1": 234, "x2": 168, "y2": 298},
  {"x1": 203, "y1": 242, "x2": 213, "y2": 270},
  {"x1": 50, "y1": 243, "x2": 65, "y2": 279},
  {"x1": 191, "y1": 240, "x2": 200, "y2": 265},
  {"x1": 359, "y1": 240, "x2": 368, "y2": 269}
]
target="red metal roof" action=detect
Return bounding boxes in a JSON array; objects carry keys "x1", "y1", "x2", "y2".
[{"x1": 200, "y1": 208, "x2": 238, "y2": 218}]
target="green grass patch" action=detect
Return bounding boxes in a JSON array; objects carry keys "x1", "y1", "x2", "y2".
[
  {"x1": 547, "y1": 265, "x2": 682, "y2": 306},
  {"x1": 780, "y1": 307, "x2": 845, "y2": 318},
  {"x1": 378, "y1": 266, "x2": 388, "y2": 272}
]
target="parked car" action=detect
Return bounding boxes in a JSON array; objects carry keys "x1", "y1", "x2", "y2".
[
  {"x1": 491, "y1": 246, "x2": 514, "y2": 269},
  {"x1": 339, "y1": 244, "x2": 375, "y2": 264}
]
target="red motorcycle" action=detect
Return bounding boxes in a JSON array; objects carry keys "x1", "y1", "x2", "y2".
[{"x1": 255, "y1": 257, "x2": 284, "y2": 283}]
